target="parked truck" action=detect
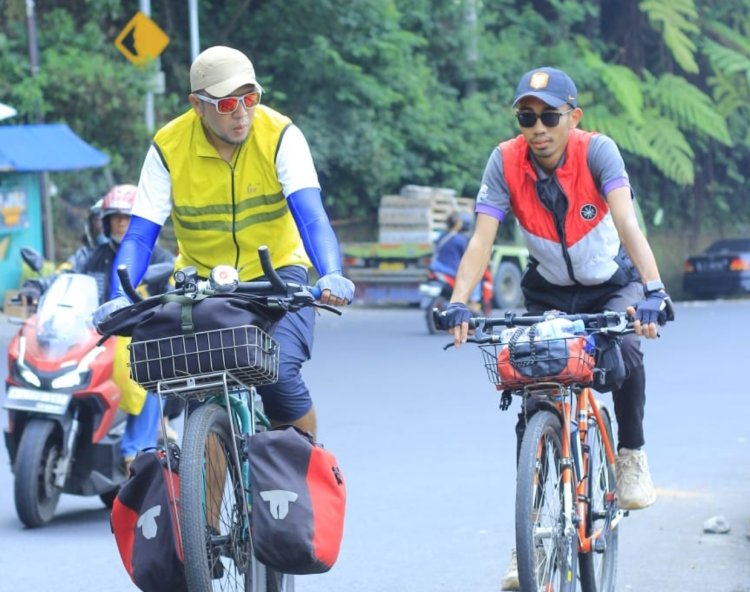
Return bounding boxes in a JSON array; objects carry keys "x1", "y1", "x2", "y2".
[{"x1": 342, "y1": 185, "x2": 528, "y2": 308}]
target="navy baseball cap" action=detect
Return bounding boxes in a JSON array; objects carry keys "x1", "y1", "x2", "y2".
[{"x1": 513, "y1": 67, "x2": 578, "y2": 108}]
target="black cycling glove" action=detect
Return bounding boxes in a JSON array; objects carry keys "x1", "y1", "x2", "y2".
[
  {"x1": 634, "y1": 290, "x2": 674, "y2": 326},
  {"x1": 437, "y1": 302, "x2": 472, "y2": 331}
]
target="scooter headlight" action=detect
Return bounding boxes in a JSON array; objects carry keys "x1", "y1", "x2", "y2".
[
  {"x1": 51, "y1": 370, "x2": 85, "y2": 390},
  {"x1": 17, "y1": 365, "x2": 41, "y2": 388}
]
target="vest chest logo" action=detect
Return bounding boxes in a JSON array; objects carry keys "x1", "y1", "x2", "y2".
[{"x1": 580, "y1": 204, "x2": 597, "y2": 221}]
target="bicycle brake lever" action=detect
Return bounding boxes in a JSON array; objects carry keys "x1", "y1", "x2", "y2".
[{"x1": 313, "y1": 302, "x2": 343, "y2": 316}]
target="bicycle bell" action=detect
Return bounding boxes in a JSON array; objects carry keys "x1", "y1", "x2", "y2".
[{"x1": 209, "y1": 265, "x2": 239, "y2": 292}]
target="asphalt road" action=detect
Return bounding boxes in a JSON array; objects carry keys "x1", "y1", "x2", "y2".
[{"x1": 0, "y1": 301, "x2": 749, "y2": 591}]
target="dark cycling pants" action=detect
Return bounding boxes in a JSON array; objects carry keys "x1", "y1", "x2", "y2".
[
  {"x1": 516, "y1": 281, "x2": 646, "y2": 461},
  {"x1": 256, "y1": 266, "x2": 316, "y2": 423}
]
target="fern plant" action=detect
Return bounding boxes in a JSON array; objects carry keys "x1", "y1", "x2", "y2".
[{"x1": 639, "y1": 0, "x2": 700, "y2": 73}]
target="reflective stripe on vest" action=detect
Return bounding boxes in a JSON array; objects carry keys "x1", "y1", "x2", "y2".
[
  {"x1": 154, "y1": 106, "x2": 311, "y2": 280},
  {"x1": 500, "y1": 129, "x2": 620, "y2": 286}
]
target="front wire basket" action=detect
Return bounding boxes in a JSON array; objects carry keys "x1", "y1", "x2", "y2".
[
  {"x1": 479, "y1": 335, "x2": 596, "y2": 390},
  {"x1": 128, "y1": 324, "x2": 279, "y2": 395}
]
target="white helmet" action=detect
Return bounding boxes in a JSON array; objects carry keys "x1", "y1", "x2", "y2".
[{"x1": 100, "y1": 184, "x2": 136, "y2": 237}]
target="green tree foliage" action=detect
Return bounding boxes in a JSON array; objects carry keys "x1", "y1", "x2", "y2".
[
  {"x1": 1, "y1": 0, "x2": 749, "y2": 240},
  {"x1": 1, "y1": 2, "x2": 154, "y2": 205}
]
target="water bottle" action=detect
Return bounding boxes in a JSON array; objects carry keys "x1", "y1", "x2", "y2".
[{"x1": 544, "y1": 318, "x2": 574, "y2": 339}]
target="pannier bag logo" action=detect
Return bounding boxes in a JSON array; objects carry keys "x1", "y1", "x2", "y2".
[
  {"x1": 137, "y1": 505, "x2": 162, "y2": 539},
  {"x1": 260, "y1": 490, "x2": 298, "y2": 519}
]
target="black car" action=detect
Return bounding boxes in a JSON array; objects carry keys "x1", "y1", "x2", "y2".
[{"x1": 683, "y1": 238, "x2": 750, "y2": 299}]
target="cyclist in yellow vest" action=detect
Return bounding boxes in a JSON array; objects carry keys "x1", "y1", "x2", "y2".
[{"x1": 94, "y1": 46, "x2": 354, "y2": 439}]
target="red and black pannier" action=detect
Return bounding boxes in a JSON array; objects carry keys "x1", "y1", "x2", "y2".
[
  {"x1": 110, "y1": 445, "x2": 187, "y2": 592},
  {"x1": 248, "y1": 425, "x2": 346, "y2": 575}
]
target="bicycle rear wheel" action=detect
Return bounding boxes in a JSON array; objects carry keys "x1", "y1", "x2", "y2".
[
  {"x1": 516, "y1": 409, "x2": 578, "y2": 592},
  {"x1": 578, "y1": 404, "x2": 618, "y2": 592},
  {"x1": 180, "y1": 403, "x2": 252, "y2": 591}
]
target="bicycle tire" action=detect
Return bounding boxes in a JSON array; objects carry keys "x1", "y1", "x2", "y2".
[
  {"x1": 266, "y1": 569, "x2": 296, "y2": 592},
  {"x1": 516, "y1": 409, "x2": 578, "y2": 592},
  {"x1": 180, "y1": 403, "x2": 252, "y2": 591},
  {"x1": 578, "y1": 404, "x2": 619, "y2": 592}
]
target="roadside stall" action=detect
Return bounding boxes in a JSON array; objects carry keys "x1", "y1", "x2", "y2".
[{"x1": 0, "y1": 122, "x2": 109, "y2": 310}]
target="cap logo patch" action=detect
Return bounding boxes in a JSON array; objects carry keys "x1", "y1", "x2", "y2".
[
  {"x1": 580, "y1": 204, "x2": 597, "y2": 221},
  {"x1": 529, "y1": 72, "x2": 550, "y2": 89}
]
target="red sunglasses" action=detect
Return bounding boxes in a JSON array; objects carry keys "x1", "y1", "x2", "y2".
[{"x1": 195, "y1": 91, "x2": 261, "y2": 114}]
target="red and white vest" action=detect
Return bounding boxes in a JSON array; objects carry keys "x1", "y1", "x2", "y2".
[{"x1": 500, "y1": 129, "x2": 621, "y2": 286}]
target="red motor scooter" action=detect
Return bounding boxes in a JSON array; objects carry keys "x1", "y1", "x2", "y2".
[{"x1": 3, "y1": 248, "x2": 172, "y2": 527}]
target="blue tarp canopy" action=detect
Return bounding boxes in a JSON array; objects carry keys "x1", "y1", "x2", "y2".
[{"x1": 0, "y1": 123, "x2": 109, "y2": 172}]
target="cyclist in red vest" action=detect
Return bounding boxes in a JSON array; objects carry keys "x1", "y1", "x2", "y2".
[{"x1": 440, "y1": 67, "x2": 673, "y2": 590}]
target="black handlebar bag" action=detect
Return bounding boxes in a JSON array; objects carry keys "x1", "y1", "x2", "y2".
[
  {"x1": 99, "y1": 293, "x2": 286, "y2": 388},
  {"x1": 591, "y1": 333, "x2": 627, "y2": 392}
]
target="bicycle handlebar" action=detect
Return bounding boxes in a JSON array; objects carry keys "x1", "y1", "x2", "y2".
[
  {"x1": 469, "y1": 310, "x2": 633, "y2": 331},
  {"x1": 438, "y1": 310, "x2": 635, "y2": 349},
  {"x1": 116, "y1": 246, "x2": 332, "y2": 314}
]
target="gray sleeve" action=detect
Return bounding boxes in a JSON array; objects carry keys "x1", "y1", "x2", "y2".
[
  {"x1": 587, "y1": 134, "x2": 631, "y2": 198},
  {"x1": 476, "y1": 147, "x2": 510, "y2": 221}
]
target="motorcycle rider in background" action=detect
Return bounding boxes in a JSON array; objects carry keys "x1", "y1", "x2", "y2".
[
  {"x1": 21, "y1": 184, "x2": 176, "y2": 472},
  {"x1": 430, "y1": 211, "x2": 483, "y2": 311}
]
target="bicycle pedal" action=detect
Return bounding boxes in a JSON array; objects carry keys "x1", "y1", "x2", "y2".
[{"x1": 593, "y1": 538, "x2": 607, "y2": 553}]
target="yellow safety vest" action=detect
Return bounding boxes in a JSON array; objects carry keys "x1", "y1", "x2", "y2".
[{"x1": 154, "y1": 105, "x2": 311, "y2": 280}]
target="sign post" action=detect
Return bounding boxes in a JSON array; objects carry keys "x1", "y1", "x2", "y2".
[{"x1": 114, "y1": 10, "x2": 169, "y2": 132}]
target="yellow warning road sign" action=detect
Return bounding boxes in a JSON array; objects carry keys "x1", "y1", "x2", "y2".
[{"x1": 114, "y1": 12, "x2": 170, "y2": 66}]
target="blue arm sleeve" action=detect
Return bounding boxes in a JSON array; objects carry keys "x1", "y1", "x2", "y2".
[
  {"x1": 108, "y1": 215, "x2": 162, "y2": 299},
  {"x1": 287, "y1": 188, "x2": 342, "y2": 276}
]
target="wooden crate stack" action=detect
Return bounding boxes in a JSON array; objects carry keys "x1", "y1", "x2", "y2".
[{"x1": 377, "y1": 185, "x2": 476, "y2": 243}]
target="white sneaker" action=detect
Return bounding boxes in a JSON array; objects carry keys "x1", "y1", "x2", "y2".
[
  {"x1": 500, "y1": 548, "x2": 519, "y2": 590},
  {"x1": 615, "y1": 448, "x2": 656, "y2": 509}
]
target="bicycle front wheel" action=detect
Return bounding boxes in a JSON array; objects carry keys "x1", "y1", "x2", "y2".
[
  {"x1": 180, "y1": 403, "x2": 252, "y2": 591},
  {"x1": 578, "y1": 403, "x2": 618, "y2": 592},
  {"x1": 266, "y1": 569, "x2": 296, "y2": 592},
  {"x1": 516, "y1": 409, "x2": 578, "y2": 592}
]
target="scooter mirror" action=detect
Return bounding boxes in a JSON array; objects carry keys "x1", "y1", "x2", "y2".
[{"x1": 20, "y1": 246, "x2": 45, "y2": 274}]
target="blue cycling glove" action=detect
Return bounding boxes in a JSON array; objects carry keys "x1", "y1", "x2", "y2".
[
  {"x1": 92, "y1": 295, "x2": 131, "y2": 330},
  {"x1": 438, "y1": 302, "x2": 472, "y2": 331},
  {"x1": 315, "y1": 273, "x2": 355, "y2": 303},
  {"x1": 634, "y1": 290, "x2": 672, "y2": 326}
]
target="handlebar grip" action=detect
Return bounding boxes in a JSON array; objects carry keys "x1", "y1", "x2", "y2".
[
  {"x1": 117, "y1": 265, "x2": 142, "y2": 303},
  {"x1": 309, "y1": 285, "x2": 321, "y2": 300},
  {"x1": 258, "y1": 246, "x2": 287, "y2": 293}
]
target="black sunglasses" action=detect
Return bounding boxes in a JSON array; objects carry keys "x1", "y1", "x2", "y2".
[{"x1": 515, "y1": 109, "x2": 573, "y2": 128}]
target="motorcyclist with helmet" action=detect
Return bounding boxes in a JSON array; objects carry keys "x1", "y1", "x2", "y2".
[
  {"x1": 64, "y1": 185, "x2": 175, "y2": 300},
  {"x1": 21, "y1": 184, "x2": 176, "y2": 472}
]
